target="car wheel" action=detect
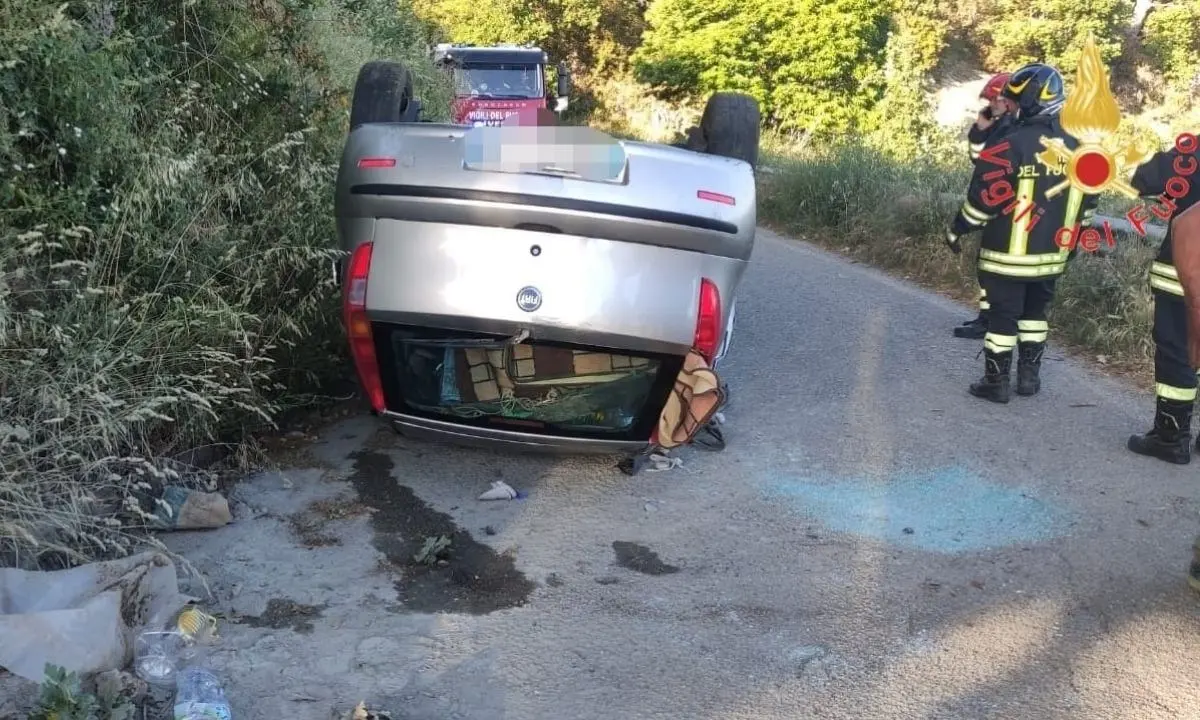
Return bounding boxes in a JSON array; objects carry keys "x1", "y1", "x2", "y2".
[
  {"x1": 699, "y1": 93, "x2": 760, "y2": 170},
  {"x1": 350, "y1": 60, "x2": 414, "y2": 130}
]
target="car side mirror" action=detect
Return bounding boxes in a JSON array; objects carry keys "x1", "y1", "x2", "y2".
[{"x1": 556, "y1": 62, "x2": 571, "y2": 99}]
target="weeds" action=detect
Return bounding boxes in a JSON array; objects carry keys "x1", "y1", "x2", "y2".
[
  {"x1": 759, "y1": 142, "x2": 1157, "y2": 378},
  {"x1": 29, "y1": 664, "x2": 136, "y2": 720},
  {"x1": 0, "y1": 0, "x2": 440, "y2": 568},
  {"x1": 414, "y1": 534, "x2": 453, "y2": 566}
]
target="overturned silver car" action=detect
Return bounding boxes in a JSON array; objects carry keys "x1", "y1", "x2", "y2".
[{"x1": 334, "y1": 60, "x2": 760, "y2": 457}]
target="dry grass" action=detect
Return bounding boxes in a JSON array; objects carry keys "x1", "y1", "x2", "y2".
[{"x1": 0, "y1": 0, "x2": 438, "y2": 569}]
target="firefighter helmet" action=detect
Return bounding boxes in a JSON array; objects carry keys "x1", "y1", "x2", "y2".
[
  {"x1": 1002, "y1": 63, "x2": 1066, "y2": 118},
  {"x1": 980, "y1": 72, "x2": 1011, "y2": 101}
]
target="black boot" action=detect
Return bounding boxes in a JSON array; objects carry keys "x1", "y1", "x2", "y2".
[
  {"x1": 954, "y1": 314, "x2": 988, "y2": 339},
  {"x1": 1016, "y1": 342, "x2": 1045, "y2": 396},
  {"x1": 969, "y1": 349, "x2": 1011, "y2": 403},
  {"x1": 1127, "y1": 397, "x2": 1193, "y2": 465}
]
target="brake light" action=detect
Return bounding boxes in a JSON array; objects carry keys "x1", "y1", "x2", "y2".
[
  {"x1": 697, "y1": 190, "x2": 735, "y2": 206},
  {"x1": 694, "y1": 278, "x2": 721, "y2": 361},
  {"x1": 343, "y1": 242, "x2": 385, "y2": 413},
  {"x1": 357, "y1": 157, "x2": 396, "y2": 169}
]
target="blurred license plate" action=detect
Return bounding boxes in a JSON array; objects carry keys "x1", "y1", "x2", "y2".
[{"x1": 462, "y1": 125, "x2": 627, "y2": 183}]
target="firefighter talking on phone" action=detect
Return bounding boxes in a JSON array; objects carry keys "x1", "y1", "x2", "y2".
[
  {"x1": 944, "y1": 63, "x2": 1100, "y2": 403},
  {"x1": 954, "y1": 72, "x2": 1018, "y2": 340}
]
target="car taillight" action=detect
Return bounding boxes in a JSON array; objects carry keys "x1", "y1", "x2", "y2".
[
  {"x1": 343, "y1": 242, "x2": 385, "y2": 413},
  {"x1": 697, "y1": 190, "x2": 736, "y2": 206},
  {"x1": 357, "y1": 157, "x2": 396, "y2": 169},
  {"x1": 694, "y1": 278, "x2": 721, "y2": 362}
]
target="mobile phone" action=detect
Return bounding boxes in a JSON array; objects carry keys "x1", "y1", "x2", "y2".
[{"x1": 981, "y1": 106, "x2": 994, "y2": 120}]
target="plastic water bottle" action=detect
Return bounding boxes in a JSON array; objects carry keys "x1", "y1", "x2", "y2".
[{"x1": 173, "y1": 666, "x2": 232, "y2": 720}]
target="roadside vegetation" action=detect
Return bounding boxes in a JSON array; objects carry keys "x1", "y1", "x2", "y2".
[
  {"x1": 3, "y1": 0, "x2": 1198, "y2": 568},
  {"x1": 0, "y1": 0, "x2": 449, "y2": 569},
  {"x1": 758, "y1": 143, "x2": 1160, "y2": 376}
]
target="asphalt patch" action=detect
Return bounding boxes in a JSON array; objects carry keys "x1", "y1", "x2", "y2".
[
  {"x1": 612, "y1": 541, "x2": 680, "y2": 575},
  {"x1": 348, "y1": 450, "x2": 535, "y2": 614},
  {"x1": 237, "y1": 598, "x2": 325, "y2": 634}
]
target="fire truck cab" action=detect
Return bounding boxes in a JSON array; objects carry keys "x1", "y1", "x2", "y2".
[{"x1": 433, "y1": 43, "x2": 571, "y2": 126}]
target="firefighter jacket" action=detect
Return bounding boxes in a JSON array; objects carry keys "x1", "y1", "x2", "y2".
[
  {"x1": 950, "y1": 113, "x2": 1100, "y2": 280},
  {"x1": 1132, "y1": 146, "x2": 1200, "y2": 298},
  {"x1": 967, "y1": 114, "x2": 1014, "y2": 163}
]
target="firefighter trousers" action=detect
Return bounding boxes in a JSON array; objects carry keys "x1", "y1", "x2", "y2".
[
  {"x1": 1152, "y1": 292, "x2": 1196, "y2": 404},
  {"x1": 974, "y1": 247, "x2": 988, "y2": 315},
  {"x1": 980, "y1": 275, "x2": 1056, "y2": 356}
]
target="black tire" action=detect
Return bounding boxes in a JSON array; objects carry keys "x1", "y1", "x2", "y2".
[
  {"x1": 350, "y1": 61, "x2": 413, "y2": 130},
  {"x1": 700, "y1": 92, "x2": 760, "y2": 169}
]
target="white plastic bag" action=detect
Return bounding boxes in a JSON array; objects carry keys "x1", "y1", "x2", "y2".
[{"x1": 0, "y1": 551, "x2": 193, "y2": 682}]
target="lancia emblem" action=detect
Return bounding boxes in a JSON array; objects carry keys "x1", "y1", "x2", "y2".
[{"x1": 516, "y1": 286, "x2": 542, "y2": 312}]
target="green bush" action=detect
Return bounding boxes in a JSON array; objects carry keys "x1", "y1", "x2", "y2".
[
  {"x1": 0, "y1": 0, "x2": 435, "y2": 568},
  {"x1": 978, "y1": 0, "x2": 1132, "y2": 72},
  {"x1": 631, "y1": 0, "x2": 892, "y2": 137},
  {"x1": 1143, "y1": 1, "x2": 1200, "y2": 84}
]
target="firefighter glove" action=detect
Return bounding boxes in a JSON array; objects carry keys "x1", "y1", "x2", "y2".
[{"x1": 945, "y1": 230, "x2": 962, "y2": 255}]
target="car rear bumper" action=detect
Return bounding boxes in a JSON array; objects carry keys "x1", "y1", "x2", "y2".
[{"x1": 384, "y1": 411, "x2": 645, "y2": 455}]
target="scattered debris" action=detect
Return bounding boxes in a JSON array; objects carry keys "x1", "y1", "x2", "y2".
[
  {"x1": 483, "y1": 525, "x2": 497, "y2": 536},
  {"x1": 644, "y1": 453, "x2": 683, "y2": 473},
  {"x1": 414, "y1": 535, "x2": 453, "y2": 566},
  {"x1": 545, "y1": 573, "x2": 565, "y2": 587},
  {"x1": 133, "y1": 630, "x2": 191, "y2": 687},
  {"x1": 151, "y1": 486, "x2": 232, "y2": 531},
  {"x1": 478, "y1": 480, "x2": 518, "y2": 501},
  {"x1": 902, "y1": 527, "x2": 915, "y2": 535},
  {"x1": 173, "y1": 606, "x2": 219, "y2": 644},
  {"x1": 344, "y1": 700, "x2": 392, "y2": 720},
  {"x1": 174, "y1": 665, "x2": 231, "y2": 720},
  {"x1": 595, "y1": 576, "x2": 620, "y2": 585},
  {"x1": 0, "y1": 552, "x2": 193, "y2": 682}
]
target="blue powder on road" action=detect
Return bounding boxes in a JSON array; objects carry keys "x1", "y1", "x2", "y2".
[{"x1": 763, "y1": 467, "x2": 1069, "y2": 554}]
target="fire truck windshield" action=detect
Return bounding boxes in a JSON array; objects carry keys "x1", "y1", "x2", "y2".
[{"x1": 455, "y1": 63, "x2": 544, "y2": 99}]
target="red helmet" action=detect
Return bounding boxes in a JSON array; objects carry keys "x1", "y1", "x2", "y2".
[{"x1": 981, "y1": 72, "x2": 1012, "y2": 101}]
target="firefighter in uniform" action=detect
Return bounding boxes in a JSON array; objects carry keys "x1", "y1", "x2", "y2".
[
  {"x1": 1126, "y1": 140, "x2": 1200, "y2": 465},
  {"x1": 945, "y1": 63, "x2": 1100, "y2": 402},
  {"x1": 955, "y1": 72, "x2": 1017, "y2": 339}
]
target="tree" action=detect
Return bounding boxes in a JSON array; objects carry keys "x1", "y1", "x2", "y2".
[
  {"x1": 411, "y1": 0, "x2": 645, "y2": 76},
  {"x1": 1141, "y1": 0, "x2": 1200, "y2": 83},
  {"x1": 631, "y1": 0, "x2": 891, "y2": 136},
  {"x1": 410, "y1": 0, "x2": 548, "y2": 46},
  {"x1": 868, "y1": 2, "x2": 950, "y2": 159},
  {"x1": 977, "y1": 0, "x2": 1134, "y2": 73}
]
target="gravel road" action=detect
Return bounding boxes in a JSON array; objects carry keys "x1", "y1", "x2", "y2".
[{"x1": 163, "y1": 228, "x2": 1200, "y2": 720}]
